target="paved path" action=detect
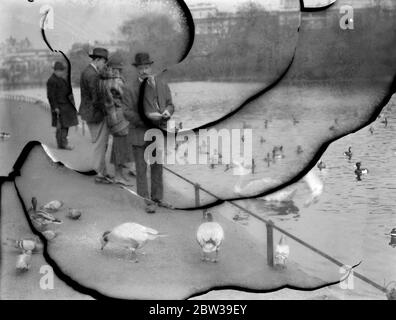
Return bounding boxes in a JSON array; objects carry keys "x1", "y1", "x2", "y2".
[{"x1": 0, "y1": 98, "x2": 327, "y2": 299}]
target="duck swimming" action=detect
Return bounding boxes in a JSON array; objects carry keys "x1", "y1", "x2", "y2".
[
  {"x1": 196, "y1": 210, "x2": 224, "y2": 263},
  {"x1": 344, "y1": 147, "x2": 353, "y2": 160},
  {"x1": 264, "y1": 153, "x2": 272, "y2": 167},
  {"x1": 296, "y1": 145, "x2": 303, "y2": 155},
  {"x1": 272, "y1": 146, "x2": 284, "y2": 160},
  {"x1": 355, "y1": 162, "x2": 369, "y2": 176},
  {"x1": 317, "y1": 160, "x2": 326, "y2": 171}
]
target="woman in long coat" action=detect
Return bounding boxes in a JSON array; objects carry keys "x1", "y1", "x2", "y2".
[{"x1": 98, "y1": 56, "x2": 134, "y2": 185}]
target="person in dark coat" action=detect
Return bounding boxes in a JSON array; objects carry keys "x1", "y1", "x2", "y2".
[
  {"x1": 78, "y1": 47, "x2": 110, "y2": 181},
  {"x1": 46, "y1": 61, "x2": 78, "y2": 150},
  {"x1": 129, "y1": 52, "x2": 175, "y2": 213},
  {"x1": 99, "y1": 53, "x2": 134, "y2": 185}
]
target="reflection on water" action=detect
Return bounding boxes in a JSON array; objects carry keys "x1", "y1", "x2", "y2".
[{"x1": 242, "y1": 97, "x2": 396, "y2": 296}]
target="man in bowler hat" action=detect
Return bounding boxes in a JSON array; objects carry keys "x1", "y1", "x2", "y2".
[
  {"x1": 46, "y1": 61, "x2": 78, "y2": 150},
  {"x1": 129, "y1": 52, "x2": 174, "y2": 213},
  {"x1": 79, "y1": 47, "x2": 111, "y2": 181}
]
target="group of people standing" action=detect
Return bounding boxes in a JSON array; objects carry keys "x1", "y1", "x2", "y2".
[{"x1": 46, "y1": 47, "x2": 175, "y2": 213}]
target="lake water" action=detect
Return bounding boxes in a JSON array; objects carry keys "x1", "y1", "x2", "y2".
[{"x1": 1, "y1": 83, "x2": 395, "y2": 298}]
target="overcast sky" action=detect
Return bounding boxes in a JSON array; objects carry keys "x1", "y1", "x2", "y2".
[{"x1": 0, "y1": 0, "x2": 389, "y2": 51}]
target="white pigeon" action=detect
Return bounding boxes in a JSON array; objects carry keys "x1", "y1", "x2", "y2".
[
  {"x1": 41, "y1": 200, "x2": 64, "y2": 213},
  {"x1": 196, "y1": 210, "x2": 224, "y2": 263},
  {"x1": 274, "y1": 235, "x2": 290, "y2": 268},
  {"x1": 6, "y1": 237, "x2": 42, "y2": 253},
  {"x1": 16, "y1": 251, "x2": 32, "y2": 272},
  {"x1": 100, "y1": 222, "x2": 167, "y2": 261}
]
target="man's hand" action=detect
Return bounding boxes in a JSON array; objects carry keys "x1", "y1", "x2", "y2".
[
  {"x1": 55, "y1": 108, "x2": 60, "y2": 115},
  {"x1": 162, "y1": 110, "x2": 171, "y2": 120}
]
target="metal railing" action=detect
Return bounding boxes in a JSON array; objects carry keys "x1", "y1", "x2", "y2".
[
  {"x1": 0, "y1": 94, "x2": 87, "y2": 135},
  {"x1": 163, "y1": 166, "x2": 389, "y2": 295},
  {"x1": 2, "y1": 93, "x2": 391, "y2": 298}
]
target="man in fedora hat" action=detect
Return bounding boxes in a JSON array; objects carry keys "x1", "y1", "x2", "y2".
[
  {"x1": 47, "y1": 61, "x2": 78, "y2": 150},
  {"x1": 79, "y1": 47, "x2": 111, "y2": 181},
  {"x1": 129, "y1": 52, "x2": 175, "y2": 213}
]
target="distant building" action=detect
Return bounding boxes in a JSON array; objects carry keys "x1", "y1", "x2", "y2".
[
  {"x1": 0, "y1": 37, "x2": 57, "y2": 86},
  {"x1": 91, "y1": 40, "x2": 129, "y2": 53},
  {"x1": 190, "y1": 3, "x2": 238, "y2": 35}
]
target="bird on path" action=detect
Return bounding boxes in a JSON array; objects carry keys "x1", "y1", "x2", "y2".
[
  {"x1": 6, "y1": 236, "x2": 43, "y2": 253},
  {"x1": 274, "y1": 236, "x2": 290, "y2": 268},
  {"x1": 40, "y1": 200, "x2": 64, "y2": 213},
  {"x1": 100, "y1": 222, "x2": 167, "y2": 261},
  {"x1": 16, "y1": 251, "x2": 32, "y2": 272},
  {"x1": 196, "y1": 210, "x2": 224, "y2": 263},
  {"x1": 28, "y1": 197, "x2": 62, "y2": 231}
]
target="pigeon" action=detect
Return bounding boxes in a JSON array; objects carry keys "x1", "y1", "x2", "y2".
[
  {"x1": 67, "y1": 209, "x2": 82, "y2": 220},
  {"x1": 41, "y1": 200, "x2": 64, "y2": 213},
  {"x1": 344, "y1": 147, "x2": 353, "y2": 160},
  {"x1": 16, "y1": 251, "x2": 32, "y2": 272},
  {"x1": 274, "y1": 236, "x2": 289, "y2": 268},
  {"x1": 100, "y1": 222, "x2": 167, "y2": 261},
  {"x1": 28, "y1": 197, "x2": 62, "y2": 231},
  {"x1": 6, "y1": 237, "x2": 42, "y2": 253},
  {"x1": 196, "y1": 210, "x2": 224, "y2": 263}
]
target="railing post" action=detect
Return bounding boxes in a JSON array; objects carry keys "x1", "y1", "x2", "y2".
[
  {"x1": 266, "y1": 220, "x2": 274, "y2": 267},
  {"x1": 194, "y1": 183, "x2": 200, "y2": 207}
]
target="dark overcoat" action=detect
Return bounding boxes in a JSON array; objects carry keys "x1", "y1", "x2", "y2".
[
  {"x1": 124, "y1": 76, "x2": 175, "y2": 146},
  {"x1": 79, "y1": 64, "x2": 105, "y2": 123},
  {"x1": 46, "y1": 73, "x2": 78, "y2": 128}
]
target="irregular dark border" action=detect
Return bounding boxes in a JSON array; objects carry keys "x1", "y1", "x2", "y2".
[
  {"x1": 300, "y1": 0, "x2": 337, "y2": 12},
  {"x1": 0, "y1": 0, "x2": 390, "y2": 299},
  {"x1": 1, "y1": 140, "x2": 368, "y2": 300}
]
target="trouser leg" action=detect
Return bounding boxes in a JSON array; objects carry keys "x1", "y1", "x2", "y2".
[
  {"x1": 133, "y1": 145, "x2": 149, "y2": 199},
  {"x1": 151, "y1": 163, "x2": 163, "y2": 202},
  {"x1": 88, "y1": 121, "x2": 109, "y2": 175},
  {"x1": 61, "y1": 127, "x2": 69, "y2": 147},
  {"x1": 56, "y1": 127, "x2": 62, "y2": 148}
]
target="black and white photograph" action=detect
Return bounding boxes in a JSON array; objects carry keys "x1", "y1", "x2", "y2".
[{"x1": 0, "y1": 0, "x2": 396, "y2": 303}]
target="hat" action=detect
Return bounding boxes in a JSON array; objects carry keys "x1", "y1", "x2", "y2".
[
  {"x1": 54, "y1": 61, "x2": 65, "y2": 71},
  {"x1": 89, "y1": 47, "x2": 109, "y2": 61},
  {"x1": 107, "y1": 53, "x2": 124, "y2": 69},
  {"x1": 132, "y1": 52, "x2": 153, "y2": 66}
]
